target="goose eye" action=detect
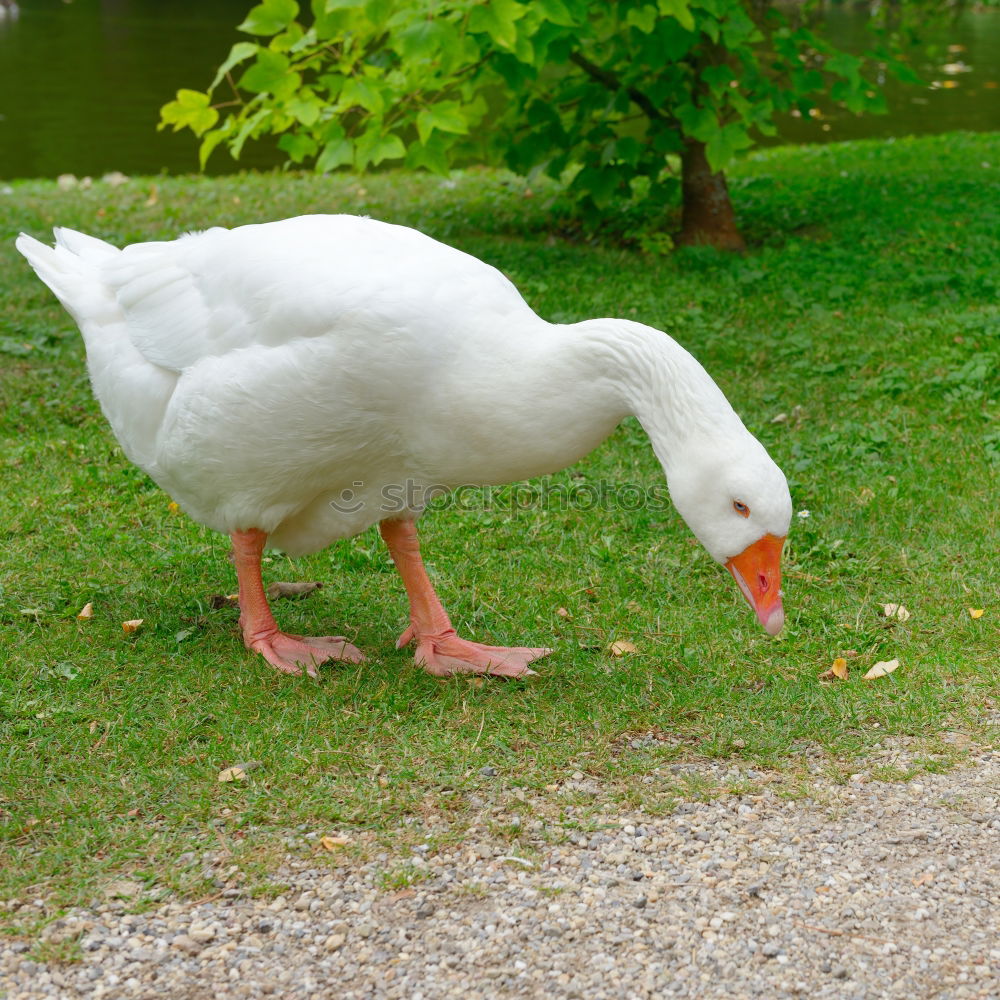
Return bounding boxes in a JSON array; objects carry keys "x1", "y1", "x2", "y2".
[{"x1": 733, "y1": 500, "x2": 750, "y2": 518}]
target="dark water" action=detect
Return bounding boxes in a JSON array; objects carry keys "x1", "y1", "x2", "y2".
[{"x1": 1, "y1": 0, "x2": 999, "y2": 181}]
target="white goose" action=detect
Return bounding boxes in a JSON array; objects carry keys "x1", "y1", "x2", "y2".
[{"x1": 17, "y1": 215, "x2": 791, "y2": 678}]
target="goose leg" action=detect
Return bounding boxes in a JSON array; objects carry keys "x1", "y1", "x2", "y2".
[
  {"x1": 231, "y1": 529, "x2": 364, "y2": 676},
  {"x1": 379, "y1": 518, "x2": 550, "y2": 679}
]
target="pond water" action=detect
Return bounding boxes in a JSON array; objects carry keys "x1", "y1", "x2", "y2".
[{"x1": 1, "y1": 0, "x2": 999, "y2": 181}]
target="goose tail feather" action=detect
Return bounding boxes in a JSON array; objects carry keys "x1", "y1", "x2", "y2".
[{"x1": 15, "y1": 228, "x2": 120, "y2": 328}]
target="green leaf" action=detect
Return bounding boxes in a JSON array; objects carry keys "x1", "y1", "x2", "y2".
[
  {"x1": 701, "y1": 63, "x2": 734, "y2": 96},
  {"x1": 705, "y1": 121, "x2": 751, "y2": 172},
  {"x1": 677, "y1": 102, "x2": 717, "y2": 143},
  {"x1": 571, "y1": 163, "x2": 624, "y2": 207},
  {"x1": 285, "y1": 93, "x2": 323, "y2": 126},
  {"x1": 316, "y1": 135, "x2": 354, "y2": 172},
  {"x1": 241, "y1": 50, "x2": 297, "y2": 96},
  {"x1": 355, "y1": 129, "x2": 406, "y2": 168},
  {"x1": 209, "y1": 41, "x2": 260, "y2": 93},
  {"x1": 340, "y1": 77, "x2": 386, "y2": 114},
  {"x1": 278, "y1": 132, "x2": 319, "y2": 162},
  {"x1": 657, "y1": 0, "x2": 694, "y2": 32},
  {"x1": 406, "y1": 133, "x2": 453, "y2": 174},
  {"x1": 468, "y1": 0, "x2": 526, "y2": 52},
  {"x1": 535, "y1": 0, "x2": 577, "y2": 27},
  {"x1": 415, "y1": 102, "x2": 470, "y2": 144},
  {"x1": 395, "y1": 18, "x2": 460, "y2": 62},
  {"x1": 826, "y1": 51, "x2": 863, "y2": 87},
  {"x1": 238, "y1": 0, "x2": 300, "y2": 36},
  {"x1": 231, "y1": 108, "x2": 272, "y2": 158},
  {"x1": 198, "y1": 128, "x2": 229, "y2": 169},
  {"x1": 626, "y1": 5, "x2": 658, "y2": 34},
  {"x1": 159, "y1": 89, "x2": 219, "y2": 137}
]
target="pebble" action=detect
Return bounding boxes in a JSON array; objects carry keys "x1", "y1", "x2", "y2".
[{"x1": 4, "y1": 740, "x2": 999, "y2": 1000}]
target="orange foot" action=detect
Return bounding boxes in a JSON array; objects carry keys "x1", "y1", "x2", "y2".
[
  {"x1": 248, "y1": 631, "x2": 365, "y2": 677},
  {"x1": 396, "y1": 625, "x2": 550, "y2": 679}
]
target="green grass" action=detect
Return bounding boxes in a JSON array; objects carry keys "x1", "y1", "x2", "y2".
[{"x1": 1, "y1": 132, "x2": 998, "y2": 929}]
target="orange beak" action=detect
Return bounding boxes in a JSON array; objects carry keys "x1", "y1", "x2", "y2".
[{"x1": 725, "y1": 533, "x2": 786, "y2": 636}]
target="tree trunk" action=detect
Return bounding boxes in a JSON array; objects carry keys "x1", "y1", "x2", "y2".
[{"x1": 676, "y1": 138, "x2": 745, "y2": 251}]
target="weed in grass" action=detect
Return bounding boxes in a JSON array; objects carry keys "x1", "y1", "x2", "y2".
[
  {"x1": 377, "y1": 864, "x2": 434, "y2": 892},
  {"x1": 30, "y1": 936, "x2": 84, "y2": 966}
]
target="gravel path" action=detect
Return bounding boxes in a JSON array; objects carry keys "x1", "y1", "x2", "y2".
[{"x1": 4, "y1": 741, "x2": 998, "y2": 1000}]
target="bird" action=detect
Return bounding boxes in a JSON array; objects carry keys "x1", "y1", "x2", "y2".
[{"x1": 16, "y1": 214, "x2": 792, "y2": 678}]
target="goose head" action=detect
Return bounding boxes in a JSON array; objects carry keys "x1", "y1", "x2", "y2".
[{"x1": 666, "y1": 433, "x2": 792, "y2": 635}]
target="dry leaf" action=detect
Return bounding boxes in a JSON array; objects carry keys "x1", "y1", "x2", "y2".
[
  {"x1": 122, "y1": 619, "x2": 144, "y2": 634},
  {"x1": 609, "y1": 640, "x2": 638, "y2": 657},
  {"x1": 218, "y1": 760, "x2": 261, "y2": 783},
  {"x1": 863, "y1": 658, "x2": 900, "y2": 681},
  {"x1": 556, "y1": 607, "x2": 570, "y2": 618},
  {"x1": 883, "y1": 603, "x2": 911, "y2": 622},
  {"x1": 209, "y1": 593, "x2": 240, "y2": 609},
  {"x1": 77, "y1": 602, "x2": 94, "y2": 620},
  {"x1": 319, "y1": 835, "x2": 351, "y2": 851},
  {"x1": 167, "y1": 501, "x2": 180, "y2": 514},
  {"x1": 968, "y1": 608, "x2": 984, "y2": 619},
  {"x1": 266, "y1": 581, "x2": 323, "y2": 600},
  {"x1": 819, "y1": 657, "x2": 849, "y2": 681},
  {"x1": 912, "y1": 871, "x2": 935, "y2": 887}
]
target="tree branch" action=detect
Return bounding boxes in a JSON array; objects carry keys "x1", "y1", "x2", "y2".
[{"x1": 568, "y1": 51, "x2": 677, "y2": 127}]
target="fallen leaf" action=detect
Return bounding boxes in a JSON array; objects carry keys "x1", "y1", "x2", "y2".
[
  {"x1": 556, "y1": 607, "x2": 570, "y2": 618},
  {"x1": 968, "y1": 608, "x2": 984, "y2": 619},
  {"x1": 912, "y1": 871, "x2": 935, "y2": 887},
  {"x1": 819, "y1": 657, "x2": 849, "y2": 681},
  {"x1": 77, "y1": 602, "x2": 94, "y2": 620},
  {"x1": 167, "y1": 501, "x2": 180, "y2": 514},
  {"x1": 863, "y1": 658, "x2": 900, "y2": 681},
  {"x1": 609, "y1": 640, "x2": 638, "y2": 657},
  {"x1": 145, "y1": 184, "x2": 158, "y2": 206},
  {"x1": 209, "y1": 593, "x2": 240, "y2": 609},
  {"x1": 883, "y1": 603, "x2": 911, "y2": 622},
  {"x1": 122, "y1": 619, "x2": 144, "y2": 634},
  {"x1": 266, "y1": 581, "x2": 323, "y2": 600},
  {"x1": 217, "y1": 760, "x2": 261, "y2": 783},
  {"x1": 319, "y1": 835, "x2": 351, "y2": 851}
]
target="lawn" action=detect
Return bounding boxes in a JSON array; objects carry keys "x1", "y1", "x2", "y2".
[{"x1": 1, "y1": 132, "x2": 997, "y2": 929}]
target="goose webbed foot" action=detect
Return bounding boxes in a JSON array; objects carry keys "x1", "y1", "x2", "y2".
[
  {"x1": 247, "y1": 630, "x2": 365, "y2": 677},
  {"x1": 396, "y1": 625, "x2": 550, "y2": 679}
]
